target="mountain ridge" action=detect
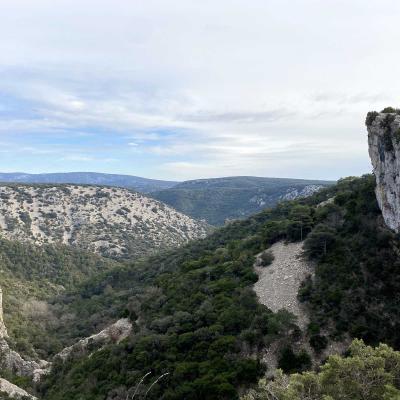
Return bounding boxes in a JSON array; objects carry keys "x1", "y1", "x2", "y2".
[
  {"x1": 152, "y1": 176, "x2": 334, "y2": 225},
  {"x1": 0, "y1": 184, "x2": 209, "y2": 259},
  {"x1": 0, "y1": 172, "x2": 178, "y2": 193}
]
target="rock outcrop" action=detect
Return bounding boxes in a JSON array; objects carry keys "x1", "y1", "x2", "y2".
[
  {"x1": 0, "y1": 287, "x2": 8, "y2": 338},
  {"x1": 55, "y1": 318, "x2": 132, "y2": 362},
  {"x1": 0, "y1": 339, "x2": 50, "y2": 382},
  {"x1": 367, "y1": 110, "x2": 400, "y2": 231},
  {"x1": 0, "y1": 378, "x2": 37, "y2": 399},
  {"x1": 0, "y1": 289, "x2": 49, "y2": 383}
]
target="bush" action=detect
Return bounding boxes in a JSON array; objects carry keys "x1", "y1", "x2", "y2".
[
  {"x1": 277, "y1": 347, "x2": 312, "y2": 373},
  {"x1": 365, "y1": 111, "x2": 379, "y2": 126},
  {"x1": 248, "y1": 340, "x2": 400, "y2": 400},
  {"x1": 260, "y1": 250, "x2": 274, "y2": 266},
  {"x1": 309, "y1": 334, "x2": 328, "y2": 352},
  {"x1": 381, "y1": 106, "x2": 400, "y2": 114},
  {"x1": 303, "y1": 224, "x2": 336, "y2": 259}
]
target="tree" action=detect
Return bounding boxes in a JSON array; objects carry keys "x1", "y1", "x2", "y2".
[
  {"x1": 244, "y1": 340, "x2": 400, "y2": 400},
  {"x1": 303, "y1": 224, "x2": 336, "y2": 259},
  {"x1": 286, "y1": 206, "x2": 313, "y2": 241}
]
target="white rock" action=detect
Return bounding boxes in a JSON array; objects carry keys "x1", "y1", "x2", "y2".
[
  {"x1": 0, "y1": 185, "x2": 209, "y2": 258},
  {"x1": 55, "y1": 318, "x2": 132, "y2": 362},
  {"x1": 367, "y1": 112, "x2": 400, "y2": 231},
  {"x1": 0, "y1": 377, "x2": 36, "y2": 399}
]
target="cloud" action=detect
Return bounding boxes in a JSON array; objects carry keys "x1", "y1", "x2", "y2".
[
  {"x1": 61, "y1": 155, "x2": 94, "y2": 162},
  {"x1": 0, "y1": 0, "x2": 397, "y2": 179},
  {"x1": 179, "y1": 109, "x2": 295, "y2": 124}
]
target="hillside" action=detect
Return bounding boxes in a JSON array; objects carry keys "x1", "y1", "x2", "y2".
[
  {"x1": 0, "y1": 238, "x2": 118, "y2": 359},
  {"x1": 0, "y1": 172, "x2": 178, "y2": 193},
  {"x1": 0, "y1": 184, "x2": 209, "y2": 259},
  {"x1": 152, "y1": 176, "x2": 334, "y2": 225},
  {"x1": 30, "y1": 174, "x2": 400, "y2": 400},
  {"x1": 0, "y1": 173, "x2": 397, "y2": 399}
]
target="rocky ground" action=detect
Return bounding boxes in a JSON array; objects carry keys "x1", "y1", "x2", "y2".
[
  {"x1": 254, "y1": 241, "x2": 311, "y2": 329},
  {"x1": 254, "y1": 241, "x2": 350, "y2": 373},
  {"x1": 0, "y1": 184, "x2": 209, "y2": 258}
]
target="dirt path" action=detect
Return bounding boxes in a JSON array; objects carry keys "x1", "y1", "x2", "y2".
[{"x1": 253, "y1": 241, "x2": 312, "y2": 329}]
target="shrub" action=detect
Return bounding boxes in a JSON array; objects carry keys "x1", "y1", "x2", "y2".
[
  {"x1": 365, "y1": 111, "x2": 379, "y2": 126},
  {"x1": 248, "y1": 340, "x2": 400, "y2": 400},
  {"x1": 381, "y1": 106, "x2": 400, "y2": 114},
  {"x1": 309, "y1": 334, "x2": 328, "y2": 352},
  {"x1": 260, "y1": 250, "x2": 274, "y2": 266},
  {"x1": 303, "y1": 224, "x2": 336, "y2": 259},
  {"x1": 277, "y1": 346, "x2": 312, "y2": 373}
]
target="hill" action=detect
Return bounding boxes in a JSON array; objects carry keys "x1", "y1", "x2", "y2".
[
  {"x1": 0, "y1": 238, "x2": 119, "y2": 359},
  {"x1": 0, "y1": 173, "x2": 398, "y2": 399},
  {"x1": 152, "y1": 176, "x2": 334, "y2": 225},
  {"x1": 28, "y1": 174, "x2": 400, "y2": 400},
  {"x1": 0, "y1": 184, "x2": 209, "y2": 259},
  {"x1": 0, "y1": 172, "x2": 178, "y2": 193}
]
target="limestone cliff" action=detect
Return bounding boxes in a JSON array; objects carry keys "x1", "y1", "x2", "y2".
[
  {"x1": 367, "y1": 110, "x2": 400, "y2": 231},
  {"x1": 0, "y1": 287, "x2": 8, "y2": 338},
  {"x1": 0, "y1": 378, "x2": 37, "y2": 399},
  {"x1": 54, "y1": 318, "x2": 132, "y2": 362}
]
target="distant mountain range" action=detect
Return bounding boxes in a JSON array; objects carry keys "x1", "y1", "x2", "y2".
[
  {"x1": 152, "y1": 176, "x2": 335, "y2": 225},
  {"x1": 0, "y1": 172, "x2": 178, "y2": 193},
  {"x1": 0, "y1": 172, "x2": 334, "y2": 225}
]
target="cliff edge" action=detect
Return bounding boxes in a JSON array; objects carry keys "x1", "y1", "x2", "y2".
[{"x1": 367, "y1": 109, "x2": 400, "y2": 231}]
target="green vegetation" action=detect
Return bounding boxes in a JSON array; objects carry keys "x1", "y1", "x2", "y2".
[
  {"x1": 34, "y1": 174, "x2": 400, "y2": 400},
  {"x1": 381, "y1": 106, "x2": 400, "y2": 114},
  {"x1": 0, "y1": 238, "x2": 118, "y2": 358},
  {"x1": 37, "y1": 186, "x2": 341, "y2": 400},
  {"x1": 3, "y1": 173, "x2": 400, "y2": 400},
  {"x1": 245, "y1": 340, "x2": 400, "y2": 400},
  {"x1": 152, "y1": 176, "x2": 333, "y2": 225},
  {"x1": 300, "y1": 175, "x2": 400, "y2": 348},
  {"x1": 277, "y1": 347, "x2": 311, "y2": 374},
  {"x1": 260, "y1": 250, "x2": 274, "y2": 266}
]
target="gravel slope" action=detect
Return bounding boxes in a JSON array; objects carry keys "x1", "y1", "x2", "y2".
[{"x1": 253, "y1": 241, "x2": 312, "y2": 329}]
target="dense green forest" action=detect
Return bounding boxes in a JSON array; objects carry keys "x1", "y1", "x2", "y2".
[
  {"x1": 300, "y1": 174, "x2": 400, "y2": 349},
  {"x1": 0, "y1": 239, "x2": 118, "y2": 357},
  {"x1": 2, "y1": 174, "x2": 400, "y2": 400},
  {"x1": 34, "y1": 177, "x2": 334, "y2": 399}
]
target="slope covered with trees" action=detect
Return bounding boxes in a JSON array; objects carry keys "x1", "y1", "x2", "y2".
[
  {"x1": 3, "y1": 174, "x2": 400, "y2": 400},
  {"x1": 0, "y1": 238, "x2": 118, "y2": 358},
  {"x1": 35, "y1": 179, "x2": 336, "y2": 399},
  {"x1": 152, "y1": 176, "x2": 333, "y2": 225},
  {"x1": 299, "y1": 174, "x2": 400, "y2": 349}
]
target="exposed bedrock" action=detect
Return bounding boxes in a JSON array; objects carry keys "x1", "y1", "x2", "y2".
[{"x1": 367, "y1": 110, "x2": 400, "y2": 231}]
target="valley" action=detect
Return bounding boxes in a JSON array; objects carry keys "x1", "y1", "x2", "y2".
[
  {"x1": 0, "y1": 173, "x2": 333, "y2": 226},
  {"x1": 152, "y1": 176, "x2": 333, "y2": 225},
  {"x1": 0, "y1": 111, "x2": 400, "y2": 399}
]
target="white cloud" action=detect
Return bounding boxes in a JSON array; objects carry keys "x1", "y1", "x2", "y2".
[{"x1": 0, "y1": 0, "x2": 398, "y2": 178}]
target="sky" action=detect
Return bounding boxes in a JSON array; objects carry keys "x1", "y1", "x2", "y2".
[{"x1": 0, "y1": 0, "x2": 399, "y2": 181}]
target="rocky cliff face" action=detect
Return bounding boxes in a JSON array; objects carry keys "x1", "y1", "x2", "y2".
[
  {"x1": 367, "y1": 110, "x2": 400, "y2": 231},
  {"x1": 0, "y1": 378, "x2": 37, "y2": 399},
  {"x1": 0, "y1": 184, "x2": 209, "y2": 258},
  {"x1": 0, "y1": 287, "x2": 8, "y2": 338}
]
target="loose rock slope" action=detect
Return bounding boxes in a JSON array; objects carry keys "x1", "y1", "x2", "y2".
[
  {"x1": 254, "y1": 241, "x2": 311, "y2": 329},
  {"x1": 0, "y1": 184, "x2": 209, "y2": 258}
]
